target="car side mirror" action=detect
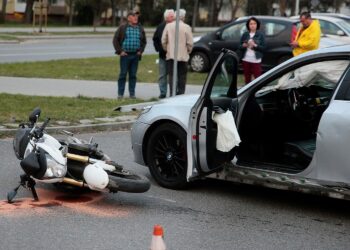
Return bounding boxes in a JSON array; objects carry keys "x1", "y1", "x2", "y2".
[
  {"x1": 337, "y1": 30, "x2": 345, "y2": 36},
  {"x1": 215, "y1": 31, "x2": 221, "y2": 40},
  {"x1": 29, "y1": 107, "x2": 41, "y2": 124}
]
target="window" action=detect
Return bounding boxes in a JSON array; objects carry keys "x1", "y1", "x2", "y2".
[
  {"x1": 221, "y1": 22, "x2": 246, "y2": 41},
  {"x1": 319, "y1": 20, "x2": 342, "y2": 36},
  {"x1": 210, "y1": 55, "x2": 236, "y2": 98},
  {"x1": 263, "y1": 22, "x2": 286, "y2": 36}
]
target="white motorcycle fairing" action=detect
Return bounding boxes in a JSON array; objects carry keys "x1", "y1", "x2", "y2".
[{"x1": 25, "y1": 133, "x2": 67, "y2": 181}]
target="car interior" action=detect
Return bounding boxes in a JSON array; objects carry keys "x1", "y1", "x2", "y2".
[{"x1": 236, "y1": 60, "x2": 349, "y2": 173}]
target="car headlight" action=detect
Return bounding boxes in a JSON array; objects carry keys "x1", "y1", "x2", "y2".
[
  {"x1": 44, "y1": 154, "x2": 67, "y2": 178},
  {"x1": 137, "y1": 105, "x2": 153, "y2": 118}
]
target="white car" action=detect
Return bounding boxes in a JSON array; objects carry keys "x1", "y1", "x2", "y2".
[
  {"x1": 131, "y1": 45, "x2": 350, "y2": 200},
  {"x1": 291, "y1": 15, "x2": 350, "y2": 44}
]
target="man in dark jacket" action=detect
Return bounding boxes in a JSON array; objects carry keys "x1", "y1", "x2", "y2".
[
  {"x1": 152, "y1": 9, "x2": 175, "y2": 98},
  {"x1": 113, "y1": 10, "x2": 146, "y2": 99}
]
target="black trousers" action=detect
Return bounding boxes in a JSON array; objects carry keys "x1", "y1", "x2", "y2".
[{"x1": 167, "y1": 60, "x2": 188, "y2": 96}]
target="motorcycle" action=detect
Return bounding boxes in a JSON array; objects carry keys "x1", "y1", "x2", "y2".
[{"x1": 7, "y1": 107, "x2": 150, "y2": 203}]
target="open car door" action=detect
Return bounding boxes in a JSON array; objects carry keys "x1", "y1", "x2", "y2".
[{"x1": 189, "y1": 49, "x2": 239, "y2": 178}]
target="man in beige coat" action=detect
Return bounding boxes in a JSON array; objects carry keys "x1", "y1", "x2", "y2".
[{"x1": 161, "y1": 9, "x2": 193, "y2": 95}]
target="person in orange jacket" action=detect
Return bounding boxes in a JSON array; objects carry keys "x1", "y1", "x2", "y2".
[{"x1": 290, "y1": 12, "x2": 321, "y2": 57}]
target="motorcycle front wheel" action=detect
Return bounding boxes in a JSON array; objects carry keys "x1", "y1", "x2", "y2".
[{"x1": 106, "y1": 169, "x2": 150, "y2": 193}]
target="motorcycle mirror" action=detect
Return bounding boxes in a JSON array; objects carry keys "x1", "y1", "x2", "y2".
[{"x1": 29, "y1": 107, "x2": 41, "y2": 124}]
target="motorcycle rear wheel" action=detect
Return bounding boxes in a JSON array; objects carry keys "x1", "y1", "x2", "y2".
[{"x1": 107, "y1": 169, "x2": 150, "y2": 193}]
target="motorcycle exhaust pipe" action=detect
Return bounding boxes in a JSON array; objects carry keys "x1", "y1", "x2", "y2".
[{"x1": 62, "y1": 177, "x2": 85, "y2": 188}]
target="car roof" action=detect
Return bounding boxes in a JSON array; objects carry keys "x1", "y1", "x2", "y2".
[
  {"x1": 291, "y1": 14, "x2": 346, "y2": 22},
  {"x1": 236, "y1": 15, "x2": 296, "y2": 23},
  {"x1": 312, "y1": 13, "x2": 350, "y2": 20}
]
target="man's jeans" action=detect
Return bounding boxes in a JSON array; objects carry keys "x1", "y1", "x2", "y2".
[
  {"x1": 118, "y1": 53, "x2": 139, "y2": 97},
  {"x1": 158, "y1": 58, "x2": 167, "y2": 97}
]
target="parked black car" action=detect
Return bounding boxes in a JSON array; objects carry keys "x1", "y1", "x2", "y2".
[{"x1": 190, "y1": 16, "x2": 297, "y2": 72}]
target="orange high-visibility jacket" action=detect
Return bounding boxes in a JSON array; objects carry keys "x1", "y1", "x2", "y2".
[{"x1": 293, "y1": 19, "x2": 321, "y2": 57}]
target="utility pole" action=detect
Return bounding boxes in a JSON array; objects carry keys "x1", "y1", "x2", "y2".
[
  {"x1": 172, "y1": 0, "x2": 181, "y2": 96},
  {"x1": 39, "y1": 0, "x2": 43, "y2": 33}
]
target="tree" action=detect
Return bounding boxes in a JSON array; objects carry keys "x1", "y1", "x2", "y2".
[
  {"x1": 110, "y1": 0, "x2": 116, "y2": 26},
  {"x1": 65, "y1": 0, "x2": 76, "y2": 26},
  {"x1": 230, "y1": 0, "x2": 246, "y2": 19},
  {"x1": 0, "y1": 0, "x2": 7, "y2": 23},
  {"x1": 191, "y1": 0, "x2": 199, "y2": 31},
  {"x1": 208, "y1": 0, "x2": 223, "y2": 26},
  {"x1": 24, "y1": 0, "x2": 35, "y2": 24}
]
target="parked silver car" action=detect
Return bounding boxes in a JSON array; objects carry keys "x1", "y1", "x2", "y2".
[{"x1": 131, "y1": 45, "x2": 350, "y2": 200}]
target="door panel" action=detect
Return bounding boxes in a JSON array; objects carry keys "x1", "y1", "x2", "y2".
[{"x1": 191, "y1": 51, "x2": 239, "y2": 175}]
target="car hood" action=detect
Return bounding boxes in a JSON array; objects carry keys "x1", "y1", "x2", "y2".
[{"x1": 138, "y1": 94, "x2": 200, "y2": 129}]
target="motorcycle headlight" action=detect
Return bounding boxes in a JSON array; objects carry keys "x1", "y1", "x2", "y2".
[{"x1": 44, "y1": 154, "x2": 66, "y2": 178}]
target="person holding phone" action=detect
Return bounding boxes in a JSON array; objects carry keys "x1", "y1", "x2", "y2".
[
  {"x1": 290, "y1": 12, "x2": 321, "y2": 57},
  {"x1": 238, "y1": 17, "x2": 265, "y2": 84}
]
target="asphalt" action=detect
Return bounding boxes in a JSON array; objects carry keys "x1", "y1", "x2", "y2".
[{"x1": 0, "y1": 76, "x2": 203, "y2": 137}]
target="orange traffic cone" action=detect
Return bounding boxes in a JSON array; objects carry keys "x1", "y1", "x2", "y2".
[{"x1": 150, "y1": 224, "x2": 166, "y2": 250}]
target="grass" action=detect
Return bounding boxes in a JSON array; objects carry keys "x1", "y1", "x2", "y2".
[
  {"x1": 0, "y1": 33, "x2": 21, "y2": 41},
  {"x1": 0, "y1": 93, "x2": 144, "y2": 125},
  {"x1": 0, "y1": 55, "x2": 225, "y2": 85}
]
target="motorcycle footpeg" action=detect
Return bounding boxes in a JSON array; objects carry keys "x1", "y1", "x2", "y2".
[{"x1": 106, "y1": 160, "x2": 123, "y2": 171}]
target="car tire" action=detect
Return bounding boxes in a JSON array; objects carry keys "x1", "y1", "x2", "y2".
[
  {"x1": 190, "y1": 52, "x2": 209, "y2": 72},
  {"x1": 146, "y1": 123, "x2": 188, "y2": 189}
]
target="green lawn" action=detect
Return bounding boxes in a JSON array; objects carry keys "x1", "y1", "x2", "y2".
[
  {"x1": 0, "y1": 93, "x2": 143, "y2": 125},
  {"x1": 0, "y1": 55, "x2": 244, "y2": 85}
]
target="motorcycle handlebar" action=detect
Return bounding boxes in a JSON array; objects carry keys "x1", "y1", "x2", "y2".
[
  {"x1": 39, "y1": 118, "x2": 51, "y2": 132},
  {"x1": 30, "y1": 117, "x2": 50, "y2": 139}
]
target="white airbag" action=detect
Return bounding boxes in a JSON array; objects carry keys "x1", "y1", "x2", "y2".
[{"x1": 212, "y1": 110, "x2": 241, "y2": 152}]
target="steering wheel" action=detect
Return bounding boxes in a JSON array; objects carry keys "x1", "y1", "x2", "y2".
[{"x1": 287, "y1": 88, "x2": 316, "y2": 122}]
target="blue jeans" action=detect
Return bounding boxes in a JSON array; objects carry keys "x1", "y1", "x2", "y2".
[
  {"x1": 158, "y1": 58, "x2": 167, "y2": 97},
  {"x1": 118, "y1": 53, "x2": 139, "y2": 97}
]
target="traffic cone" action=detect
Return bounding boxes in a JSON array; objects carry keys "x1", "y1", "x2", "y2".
[{"x1": 150, "y1": 224, "x2": 166, "y2": 250}]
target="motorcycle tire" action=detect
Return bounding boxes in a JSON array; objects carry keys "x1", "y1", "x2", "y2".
[{"x1": 107, "y1": 169, "x2": 150, "y2": 193}]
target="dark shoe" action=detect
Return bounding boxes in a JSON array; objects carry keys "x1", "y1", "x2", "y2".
[
  {"x1": 158, "y1": 94, "x2": 166, "y2": 99},
  {"x1": 129, "y1": 95, "x2": 136, "y2": 99},
  {"x1": 118, "y1": 95, "x2": 123, "y2": 99}
]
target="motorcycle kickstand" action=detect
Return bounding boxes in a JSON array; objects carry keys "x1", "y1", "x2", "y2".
[{"x1": 7, "y1": 174, "x2": 39, "y2": 203}]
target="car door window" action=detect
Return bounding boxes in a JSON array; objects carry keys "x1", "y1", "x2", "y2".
[
  {"x1": 263, "y1": 22, "x2": 286, "y2": 36},
  {"x1": 210, "y1": 55, "x2": 236, "y2": 98},
  {"x1": 319, "y1": 20, "x2": 342, "y2": 35},
  {"x1": 221, "y1": 22, "x2": 246, "y2": 41}
]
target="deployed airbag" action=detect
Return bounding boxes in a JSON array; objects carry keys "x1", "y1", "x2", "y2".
[{"x1": 212, "y1": 110, "x2": 241, "y2": 152}]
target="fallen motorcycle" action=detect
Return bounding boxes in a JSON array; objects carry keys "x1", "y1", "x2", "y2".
[{"x1": 7, "y1": 107, "x2": 150, "y2": 203}]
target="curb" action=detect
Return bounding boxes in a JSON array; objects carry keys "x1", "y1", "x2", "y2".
[{"x1": 0, "y1": 120, "x2": 135, "y2": 138}]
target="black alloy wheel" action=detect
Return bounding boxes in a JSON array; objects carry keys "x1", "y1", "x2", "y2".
[{"x1": 146, "y1": 123, "x2": 188, "y2": 189}]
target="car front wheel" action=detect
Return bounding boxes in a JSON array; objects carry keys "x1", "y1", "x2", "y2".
[
  {"x1": 146, "y1": 123, "x2": 188, "y2": 189},
  {"x1": 190, "y1": 52, "x2": 209, "y2": 72}
]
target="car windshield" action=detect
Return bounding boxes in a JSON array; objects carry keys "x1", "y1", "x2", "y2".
[
  {"x1": 337, "y1": 20, "x2": 350, "y2": 34},
  {"x1": 256, "y1": 60, "x2": 349, "y2": 95}
]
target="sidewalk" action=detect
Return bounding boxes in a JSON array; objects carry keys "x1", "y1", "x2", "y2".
[
  {"x1": 0, "y1": 76, "x2": 203, "y2": 99},
  {"x1": 0, "y1": 76, "x2": 203, "y2": 137}
]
